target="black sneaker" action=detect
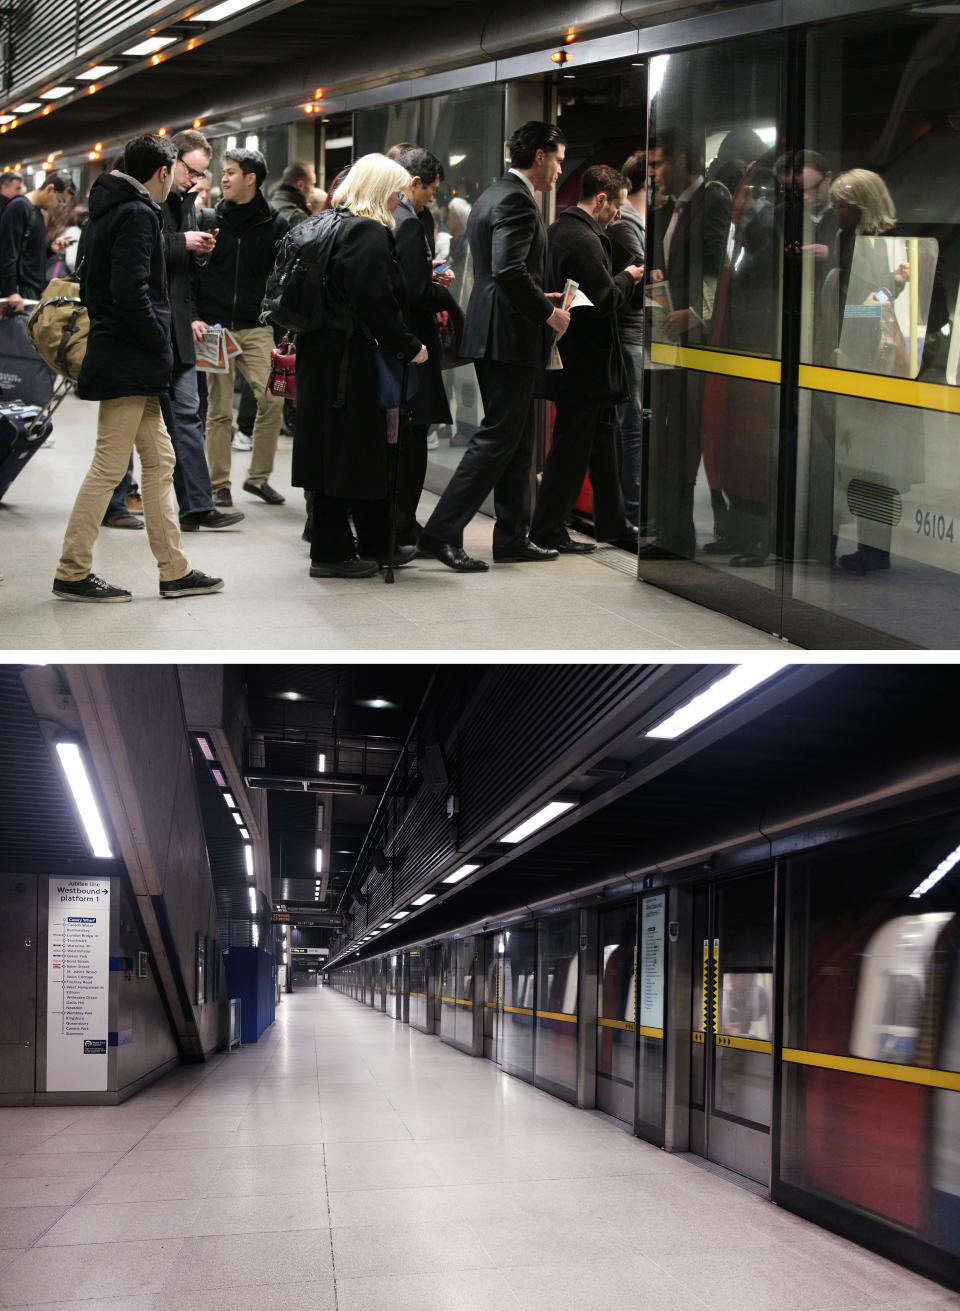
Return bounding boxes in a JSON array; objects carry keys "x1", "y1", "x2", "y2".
[
  {"x1": 53, "y1": 573, "x2": 131, "y2": 603},
  {"x1": 159, "y1": 569, "x2": 224, "y2": 598},
  {"x1": 213, "y1": 487, "x2": 233, "y2": 508}
]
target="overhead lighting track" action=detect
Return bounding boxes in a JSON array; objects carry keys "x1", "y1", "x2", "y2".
[
  {"x1": 54, "y1": 741, "x2": 113, "y2": 859},
  {"x1": 644, "y1": 661, "x2": 791, "y2": 740}
]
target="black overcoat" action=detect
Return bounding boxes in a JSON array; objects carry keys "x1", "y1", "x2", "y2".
[
  {"x1": 77, "y1": 172, "x2": 172, "y2": 401},
  {"x1": 291, "y1": 214, "x2": 421, "y2": 499},
  {"x1": 393, "y1": 196, "x2": 457, "y2": 426},
  {"x1": 538, "y1": 206, "x2": 635, "y2": 404},
  {"x1": 160, "y1": 186, "x2": 203, "y2": 366}
]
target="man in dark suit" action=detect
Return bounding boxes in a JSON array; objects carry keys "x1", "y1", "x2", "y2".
[
  {"x1": 417, "y1": 121, "x2": 571, "y2": 572},
  {"x1": 531, "y1": 165, "x2": 644, "y2": 554},
  {"x1": 640, "y1": 129, "x2": 730, "y2": 560}
]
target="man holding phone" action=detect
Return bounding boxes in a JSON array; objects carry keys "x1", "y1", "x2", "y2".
[{"x1": 160, "y1": 129, "x2": 243, "y2": 531}]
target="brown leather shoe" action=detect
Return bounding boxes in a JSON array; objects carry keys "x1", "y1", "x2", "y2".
[
  {"x1": 180, "y1": 509, "x2": 245, "y2": 531},
  {"x1": 242, "y1": 479, "x2": 285, "y2": 505},
  {"x1": 102, "y1": 511, "x2": 144, "y2": 529},
  {"x1": 213, "y1": 487, "x2": 233, "y2": 507}
]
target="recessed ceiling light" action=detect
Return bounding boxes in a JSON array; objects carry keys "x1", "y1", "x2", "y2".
[
  {"x1": 223, "y1": 791, "x2": 236, "y2": 808},
  {"x1": 13, "y1": 102, "x2": 40, "y2": 112},
  {"x1": 502, "y1": 800, "x2": 575, "y2": 844},
  {"x1": 645, "y1": 661, "x2": 791, "y2": 740},
  {"x1": 123, "y1": 36, "x2": 176, "y2": 56},
  {"x1": 77, "y1": 65, "x2": 118, "y2": 79},
  {"x1": 442, "y1": 863, "x2": 480, "y2": 885},
  {"x1": 211, "y1": 768, "x2": 225, "y2": 787},
  {"x1": 196, "y1": 735, "x2": 214, "y2": 760},
  {"x1": 55, "y1": 742, "x2": 113, "y2": 858},
  {"x1": 40, "y1": 86, "x2": 75, "y2": 99},
  {"x1": 239, "y1": 827, "x2": 249, "y2": 840},
  {"x1": 189, "y1": 0, "x2": 263, "y2": 19},
  {"x1": 411, "y1": 893, "x2": 435, "y2": 906}
]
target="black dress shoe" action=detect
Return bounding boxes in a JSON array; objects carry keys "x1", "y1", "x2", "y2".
[
  {"x1": 180, "y1": 508, "x2": 245, "y2": 531},
  {"x1": 636, "y1": 543, "x2": 683, "y2": 561},
  {"x1": 493, "y1": 542, "x2": 559, "y2": 563},
  {"x1": 537, "y1": 537, "x2": 597, "y2": 555},
  {"x1": 607, "y1": 533, "x2": 640, "y2": 552},
  {"x1": 701, "y1": 538, "x2": 738, "y2": 555},
  {"x1": 374, "y1": 544, "x2": 418, "y2": 567},
  {"x1": 418, "y1": 539, "x2": 488, "y2": 572}
]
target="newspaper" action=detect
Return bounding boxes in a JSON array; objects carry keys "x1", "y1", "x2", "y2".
[
  {"x1": 645, "y1": 279, "x2": 673, "y2": 342},
  {"x1": 195, "y1": 326, "x2": 243, "y2": 373},
  {"x1": 546, "y1": 278, "x2": 595, "y2": 369}
]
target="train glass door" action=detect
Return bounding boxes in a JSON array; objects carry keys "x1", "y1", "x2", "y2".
[
  {"x1": 483, "y1": 932, "x2": 502, "y2": 1064},
  {"x1": 597, "y1": 903, "x2": 637, "y2": 1124},
  {"x1": 691, "y1": 872, "x2": 775, "y2": 1185}
]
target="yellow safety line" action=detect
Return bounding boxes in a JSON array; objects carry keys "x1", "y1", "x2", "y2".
[
  {"x1": 536, "y1": 1010, "x2": 577, "y2": 1023},
  {"x1": 598, "y1": 1017, "x2": 635, "y2": 1031},
  {"x1": 409, "y1": 991, "x2": 426, "y2": 998},
  {"x1": 799, "y1": 364, "x2": 960, "y2": 414},
  {"x1": 440, "y1": 996, "x2": 473, "y2": 1006},
  {"x1": 504, "y1": 1005, "x2": 534, "y2": 1016},
  {"x1": 651, "y1": 342, "x2": 782, "y2": 384},
  {"x1": 638, "y1": 1025, "x2": 664, "y2": 1039},
  {"x1": 782, "y1": 1047, "x2": 960, "y2": 1091},
  {"x1": 716, "y1": 1035, "x2": 772, "y2": 1054},
  {"x1": 692, "y1": 1030, "x2": 705, "y2": 1043}
]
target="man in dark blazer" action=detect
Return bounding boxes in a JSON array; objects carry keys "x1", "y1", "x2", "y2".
[
  {"x1": 392, "y1": 146, "x2": 462, "y2": 550},
  {"x1": 641, "y1": 129, "x2": 730, "y2": 560},
  {"x1": 417, "y1": 121, "x2": 571, "y2": 572},
  {"x1": 531, "y1": 165, "x2": 644, "y2": 554}
]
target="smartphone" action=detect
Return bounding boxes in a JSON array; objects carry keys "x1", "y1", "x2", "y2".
[{"x1": 433, "y1": 261, "x2": 451, "y2": 275}]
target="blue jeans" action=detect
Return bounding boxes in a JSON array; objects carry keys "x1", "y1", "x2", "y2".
[
  {"x1": 618, "y1": 339, "x2": 644, "y2": 525},
  {"x1": 160, "y1": 361, "x2": 215, "y2": 517}
]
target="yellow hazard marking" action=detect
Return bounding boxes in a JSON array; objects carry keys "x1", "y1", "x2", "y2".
[
  {"x1": 651, "y1": 342, "x2": 782, "y2": 384},
  {"x1": 638, "y1": 1025, "x2": 664, "y2": 1039},
  {"x1": 712, "y1": 940, "x2": 719, "y2": 1036},
  {"x1": 692, "y1": 1030, "x2": 705, "y2": 1044},
  {"x1": 782, "y1": 1047, "x2": 960, "y2": 1091},
  {"x1": 536, "y1": 1010, "x2": 577, "y2": 1023},
  {"x1": 409, "y1": 991, "x2": 426, "y2": 998},
  {"x1": 441, "y1": 996, "x2": 473, "y2": 1006},
  {"x1": 598, "y1": 1017, "x2": 635, "y2": 1031},
  {"x1": 504, "y1": 1005, "x2": 534, "y2": 1016},
  {"x1": 798, "y1": 364, "x2": 960, "y2": 414},
  {"x1": 716, "y1": 1035, "x2": 772, "y2": 1053}
]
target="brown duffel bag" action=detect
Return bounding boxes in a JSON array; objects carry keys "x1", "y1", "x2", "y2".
[{"x1": 26, "y1": 273, "x2": 89, "y2": 381}]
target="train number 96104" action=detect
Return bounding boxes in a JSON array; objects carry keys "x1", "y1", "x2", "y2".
[{"x1": 915, "y1": 510, "x2": 955, "y2": 542}]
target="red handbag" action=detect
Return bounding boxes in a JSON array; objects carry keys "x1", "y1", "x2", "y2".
[{"x1": 266, "y1": 338, "x2": 296, "y2": 399}]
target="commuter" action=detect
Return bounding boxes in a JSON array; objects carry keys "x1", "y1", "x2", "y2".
[
  {"x1": 417, "y1": 121, "x2": 571, "y2": 572},
  {"x1": 531, "y1": 165, "x2": 643, "y2": 554},
  {"x1": 52, "y1": 134, "x2": 223, "y2": 602},
  {"x1": 0, "y1": 169, "x2": 75, "y2": 310},
  {"x1": 160, "y1": 129, "x2": 245, "y2": 533},
  {"x1": 196, "y1": 147, "x2": 289, "y2": 507},
  {"x1": 824, "y1": 169, "x2": 916, "y2": 576},
  {"x1": 446, "y1": 196, "x2": 471, "y2": 294},
  {"x1": 307, "y1": 187, "x2": 327, "y2": 214},
  {"x1": 0, "y1": 170, "x2": 24, "y2": 216},
  {"x1": 607, "y1": 151, "x2": 647, "y2": 528},
  {"x1": 391, "y1": 146, "x2": 462, "y2": 548},
  {"x1": 271, "y1": 161, "x2": 316, "y2": 228},
  {"x1": 640, "y1": 129, "x2": 730, "y2": 560},
  {"x1": 291, "y1": 154, "x2": 426, "y2": 578}
]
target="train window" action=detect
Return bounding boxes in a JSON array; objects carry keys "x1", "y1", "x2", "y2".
[{"x1": 535, "y1": 912, "x2": 579, "y2": 1102}]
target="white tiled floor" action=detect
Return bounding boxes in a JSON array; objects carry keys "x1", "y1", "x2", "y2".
[
  {"x1": 0, "y1": 393, "x2": 795, "y2": 653},
  {"x1": 0, "y1": 989, "x2": 956, "y2": 1310}
]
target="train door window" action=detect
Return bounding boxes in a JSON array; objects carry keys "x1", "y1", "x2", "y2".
[
  {"x1": 455, "y1": 937, "x2": 476, "y2": 1049},
  {"x1": 440, "y1": 941, "x2": 456, "y2": 1042},
  {"x1": 788, "y1": 10, "x2": 960, "y2": 648},
  {"x1": 781, "y1": 814, "x2": 960, "y2": 1271},
  {"x1": 409, "y1": 950, "x2": 427, "y2": 1032},
  {"x1": 597, "y1": 903, "x2": 637, "y2": 1124},
  {"x1": 483, "y1": 933, "x2": 502, "y2": 1064},
  {"x1": 535, "y1": 911, "x2": 579, "y2": 1102},
  {"x1": 690, "y1": 872, "x2": 775, "y2": 1186},
  {"x1": 500, "y1": 924, "x2": 536, "y2": 1083}
]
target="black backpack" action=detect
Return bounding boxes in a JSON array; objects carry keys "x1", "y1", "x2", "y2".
[{"x1": 260, "y1": 208, "x2": 351, "y2": 334}]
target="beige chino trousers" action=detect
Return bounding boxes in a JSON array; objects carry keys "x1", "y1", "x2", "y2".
[
  {"x1": 204, "y1": 326, "x2": 283, "y2": 491},
  {"x1": 56, "y1": 395, "x2": 190, "y2": 584}
]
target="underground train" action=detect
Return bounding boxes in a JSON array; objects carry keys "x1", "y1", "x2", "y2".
[{"x1": 328, "y1": 803, "x2": 960, "y2": 1291}]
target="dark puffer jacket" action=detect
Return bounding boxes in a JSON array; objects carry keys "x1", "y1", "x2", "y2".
[
  {"x1": 195, "y1": 190, "x2": 288, "y2": 329},
  {"x1": 77, "y1": 171, "x2": 172, "y2": 401}
]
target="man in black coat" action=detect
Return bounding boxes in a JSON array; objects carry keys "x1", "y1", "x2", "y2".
[
  {"x1": 53, "y1": 135, "x2": 223, "y2": 602},
  {"x1": 160, "y1": 129, "x2": 244, "y2": 532},
  {"x1": 392, "y1": 146, "x2": 462, "y2": 548},
  {"x1": 0, "y1": 169, "x2": 74, "y2": 309},
  {"x1": 641, "y1": 129, "x2": 731, "y2": 560},
  {"x1": 531, "y1": 165, "x2": 644, "y2": 554},
  {"x1": 417, "y1": 120, "x2": 571, "y2": 572},
  {"x1": 196, "y1": 147, "x2": 289, "y2": 507}
]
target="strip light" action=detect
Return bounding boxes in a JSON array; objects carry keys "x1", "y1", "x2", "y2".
[
  {"x1": 55, "y1": 742, "x2": 113, "y2": 857},
  {"x1": 77, "y1": 65, "x2": 117, "y2": 79},
  {"x1": 442, "y1": 862, "x2": 480, "y2": 884},
  {"x1": 189, "y1": 0, "x2": 263, "y2": 20},
  {"x1": 502, "y1": 800, "x2": 575, "y2": 844},
  {"x1": 248, "y1": 886, "x2": 257, "y2": 912},
  {"x1": 123, "y1": 36, "x2": 176, "y2": 55},
  {"x1": 316, "y1": 849, "x2": 323, "y2": 873},
  {"x1": 910, "y1": 843, "x2": 960, "y2": 899},
  {"x1": 645, "y1": 661, "x2": 791, "y2": 740},
  {"x1": 196, "y1": 735, "x2": 214, "y2": 761},
  {"x1": 411, "y1": 892, "x2": 435, "y2": 906},
  {"x1": 211, "y1": 769, "x2": 226, "y2": 787},
  {"x1": 223, "y1": 791, "x2": 236, "y2": 808},
  {"x1": 244, "y1": 844, "x2": 253, "y2": 877}
]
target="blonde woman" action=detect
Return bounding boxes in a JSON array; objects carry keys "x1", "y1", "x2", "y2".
[{"x1": 291, "y1": 153, "x2": 428, "y2": 578}]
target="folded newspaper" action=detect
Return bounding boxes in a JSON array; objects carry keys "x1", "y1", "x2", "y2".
[
  {"x1": 196, "y1": 326, "x2": 243, "y2": 373},
  {"x1": 546, "y1": 278, "x2": 594, "y2": 369}
]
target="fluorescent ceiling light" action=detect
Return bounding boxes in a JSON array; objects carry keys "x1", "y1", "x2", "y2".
[
  {"x1": 910, "y1": 843, "x2": 960, "y2": 898},
  {"x1": 40, "y1": 87, "x2": 74, "y2": 99},
  {"x1": 211, "y1": 768, "x2": 225, "y2": 787},
  {"x1": 645, "y1": 661, "x2": 791, "y2": 740},
  {"x1": 318, "y1": 752, "x2": 326, "y2": 772},
  {"x1": 316, "y1": 849, "x2": 323, "y2": 873},
  {"x1": 189, "y1": 0, "x2": 263, "y2": 19},
  {"x1": 232, "y1": 811, "x2": 243, "y2": 826},
  {"x1": 55, "y1": 742, "x2": 113, "y2": 858},
  {"x1": 502, "y1": 800, "x2": 575, "y2": 844},
  {"x1": 223, "y1": 791, "x2": 236, "y2": 808},
  {"x1": 239, "y1": 827, "x2": 249, "y2": 840},
  {"x1": 123, "y1": 36, "x2": 176, "y2": 55},
  {"x1": 252, "y1": 923, "x2": 259, "y2": 946},
  {"x1": 244, "y1": 844, "x2": 253, "y2": 877},
  {"x1": 411, "y1": 892, "x2": 435, "y2": 906},
  {"x1": 393, "y1": 910, "x2": 410, "y2": 918},
  {"x1": 77, "y1": 65, "x2": 117, "y2": 79},
  {"x1": 449, "y1": 154, "x2": 466, "y2": 166},
  {"x1": 196, "y1": 735, "x2": 214, "y2": 760},
  {"x1": 13, "y1": 103, "x2": 40, "y2": 112},
  {"x1": 442, "y1": 862, "x2": 480, "y2": 885},
  {"x1": 0, "y1": 115, "x2": 14, "y2": 124},
  {"x1": 248, "y1": 886, "x2": 257, "y2": 912}
]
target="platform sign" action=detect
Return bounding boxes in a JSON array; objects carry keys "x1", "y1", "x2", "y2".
[
  {"x1": 640, "y1": 893, "x2": 666, "y2": 1030},
  {"x1": 46, "y1": 878, "x2": 110, "y2": 1092}
]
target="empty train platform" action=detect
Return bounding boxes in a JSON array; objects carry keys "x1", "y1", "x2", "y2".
[
  {"x1": 0, "y1": 985, "x2": 956, "y2": 1311},
  {"x1": 0, "y1": 394, "x2": 793, "y2": 653}
]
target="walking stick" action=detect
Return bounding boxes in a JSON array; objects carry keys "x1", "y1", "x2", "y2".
[{"x1": 384, "y1": 362, "x2": 409, "y2": 585}]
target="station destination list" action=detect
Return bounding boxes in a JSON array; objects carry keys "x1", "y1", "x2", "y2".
[{"x1": 46, "y1": 878, "x2": 111, "y2": 1092}]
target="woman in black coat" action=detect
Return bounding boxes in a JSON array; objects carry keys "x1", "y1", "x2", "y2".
[{"x1": 291, "y1": 154, "x2": 427, "y2": 579}]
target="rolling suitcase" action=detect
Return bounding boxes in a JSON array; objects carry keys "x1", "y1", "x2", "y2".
[{"x1": 0, "y1": 399, "x2": 54, "y2": 502}]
